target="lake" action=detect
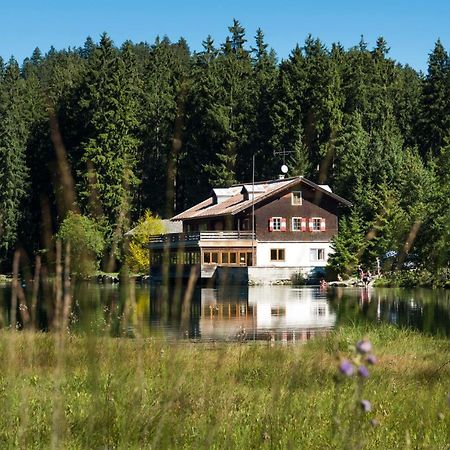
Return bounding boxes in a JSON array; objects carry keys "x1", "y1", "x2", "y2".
[{"x1": 0, "y1": 282, "x2": 449, "y2": 340}]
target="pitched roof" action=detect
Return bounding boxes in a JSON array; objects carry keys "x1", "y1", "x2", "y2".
[{"x1": 171, "y1": 176, "x2": 351, "y2": 221}]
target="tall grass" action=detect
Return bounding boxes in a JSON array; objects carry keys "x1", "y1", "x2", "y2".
[{"x1": 0, "y1": 324, "x2": 448, "y2": 449}]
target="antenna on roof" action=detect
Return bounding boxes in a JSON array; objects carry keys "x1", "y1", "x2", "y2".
[{"x1": 274, "y1": 148, "x2": 294, "y2": 178}]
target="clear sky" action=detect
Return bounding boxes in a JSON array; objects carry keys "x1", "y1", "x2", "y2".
[{"x1": 1, "y1": 0, "x2": 449, "y2": 72}]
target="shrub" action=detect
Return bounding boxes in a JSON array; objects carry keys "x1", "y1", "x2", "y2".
[
  {"x1": 126, "y1": 211, "x2": 164, "y2": 273},
  {"x1": 56, "y1": 212, "x2": 105, "y2": 277},
  {"x1": 291, "y1": 271, "x2": 306, "y2": 286}
]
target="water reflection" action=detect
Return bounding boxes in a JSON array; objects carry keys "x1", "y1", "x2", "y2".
[
  {"x1": 330, "y1": 287, "x2": 450, "y2": 337},
  {"x1": 149, "y1": 286, "x2": 335, "y2": 341},
  {"x1": 0, "y1": 282, "x2": 449, "y2": 339}
]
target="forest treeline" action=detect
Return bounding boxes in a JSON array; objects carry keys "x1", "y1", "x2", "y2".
[{"x1": 1, "y1": 20, "x2": 450, "y2": 273}]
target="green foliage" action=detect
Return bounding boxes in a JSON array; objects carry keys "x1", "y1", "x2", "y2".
[
  {"x1": 0, "y1": 29, "x2": 450, "y2": 277},
  {"x1": 76, "y1": 34, "x2": 141, "y2": 247},
  {"x1": 290, "y1": 271, "x2": 306, "y2": 285},
  {"x1": 126, "y1": 211, "x2": 164, "y2": 273},
  {"x1": 56, "y1": 212, "x2": 105, "y2": 277},
  {"x1": 328, "y1": 209, "x2": 366, "y2": 276},
  {"x1": 375, "y1": 268, "x2": 450, "y2": 288},
  {"x1": 0, "y1": 59, "x2": 31, "y2": 263}
]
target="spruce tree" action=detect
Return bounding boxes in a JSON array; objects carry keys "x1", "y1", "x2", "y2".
[
  {"x1": 77, "y1": 34, "x2": 141, "y2": 257},
  {"x1": 0, "y1": 59, "x2": 30, "y2": 262},
  {"x1": 419, "y1": 39, "x2": 449, "y2": 156}
]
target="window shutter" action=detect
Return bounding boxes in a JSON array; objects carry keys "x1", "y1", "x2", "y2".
[
  {"x1": 301, "y1": 217, "x2": 307, "y2": 232},
  {"x1": 268, "y1": 217, "x2": 274, "y2": 232},
  {"x1": 308, "y1": 218, "x2": 314, "y2": 231},
  {"x1": 281, "y1": 218, "x2": 287, "y2": 232},
  {"x1": 320, "y1": 218, "x2": 326, "y2": 231}
]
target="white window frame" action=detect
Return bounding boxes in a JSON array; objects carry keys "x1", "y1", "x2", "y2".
[
  {"x1": 292, "y1": 217, "x2": 302, "y2": 231},
  {"x1": 272, "y1": 217, "x2": 282, "y2": 231},
  {"x1": 291, "y1": 191, "x2": 302, "y2": 206},
  {"x1": 311, "y1": 217, "x2": 322, "y2": 232},
  {"x1": 310, "y1": 248, "x2": 326, "y2": 262}
]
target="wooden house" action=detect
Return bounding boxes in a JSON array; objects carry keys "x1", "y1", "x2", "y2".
[{"x1": 148, "y1": 176, "x2": 351, "y2": 283}]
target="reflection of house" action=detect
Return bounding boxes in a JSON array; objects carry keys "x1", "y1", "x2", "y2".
[
  {"x1": 149, "y1": 176, "x2": 351, "y2": 283},
  {"x1": 198, "y1": 286, "x2": 336, "y2": 341},
  {"x1": 248, "y1": 286, "x2": 335, "y2": 330}
]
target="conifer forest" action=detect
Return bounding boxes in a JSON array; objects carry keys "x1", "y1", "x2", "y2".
[{"x1": 1, "y1": 20, "x2": 450, "y2": 274}]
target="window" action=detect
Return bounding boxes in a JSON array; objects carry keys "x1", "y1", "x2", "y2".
[
  {"x1": 239, "y1": 252, "x2": 246, "y2": 265},
  {"x1": 292, "y1": 191, "x2": 302, "y2": 205},
  {"x1": 292, "y1": 217, "x2": 302, "y2": 231},
  {"x1": 310, "y1": 248, "x2": 326, "y2": 262},
  {"x1": 312, "y1": 218, "x2": 321, "y2": 231},
  {"x1": 203, "y1": 252, "x2": 219, "y2": 264},
  {"x1": 270, "y1": 248, "x2": 285, "y2": 261},
  {"x1": 230, "y1": 252, "x2": 237, "y2": 264},
  {"x1": 222, "y1": 252, "x2": 229, "y2": 264},
  {"x1": 269, "y1": 217, "x2": 286, "y2": 232},
  {"x1": 273, "y1": 217, "x2": 281, "y2": 231},
  {"x1": 310, "y1": 217, "x2": 325, "y2": 232}
]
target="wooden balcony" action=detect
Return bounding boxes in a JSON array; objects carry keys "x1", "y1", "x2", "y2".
[{"x1": 148, "y1": 231, "x2": 255, "y2": 248}]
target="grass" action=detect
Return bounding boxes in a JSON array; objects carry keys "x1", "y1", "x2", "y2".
[{"x1": 0, "y1": 325, "x2": 448, "y2": 449}]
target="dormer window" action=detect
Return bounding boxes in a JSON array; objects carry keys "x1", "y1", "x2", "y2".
[{"x1": 292, "y1": 191, "x2": 302, "y2": 205}]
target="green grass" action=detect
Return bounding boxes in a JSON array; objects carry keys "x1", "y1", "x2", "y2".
[{"x1": 0, "y1": 325, "x2": 448, "y2": 449}]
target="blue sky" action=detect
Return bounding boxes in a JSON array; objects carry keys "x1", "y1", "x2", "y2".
[{"x1": 1, "y1": 0, "x2": 449, "y2": 72}]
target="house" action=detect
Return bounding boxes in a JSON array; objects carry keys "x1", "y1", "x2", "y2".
[{"x1": 148, "y1": 176, "x2": 351, "y2": 284}]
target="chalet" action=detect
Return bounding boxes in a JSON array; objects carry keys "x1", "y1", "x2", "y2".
[{"x1": 148, "y1": 176, "x2": 351, "y2": 284}]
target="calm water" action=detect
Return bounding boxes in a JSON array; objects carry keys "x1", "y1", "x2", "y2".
[{"x1": 0, "y1": 283, "x2": 449, "y2": 340}]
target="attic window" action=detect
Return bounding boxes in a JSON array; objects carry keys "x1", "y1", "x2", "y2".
[{"x1": 292, "y1": 192, "x2": 302, "y2": 205}]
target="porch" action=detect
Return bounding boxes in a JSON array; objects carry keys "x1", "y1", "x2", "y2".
[{"x1": 148, "y1": 231, "x2": 255, "y2": 248}]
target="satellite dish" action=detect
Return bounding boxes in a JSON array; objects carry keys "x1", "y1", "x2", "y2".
[{"x1": 281, "y1": 164, "x2": 288, "y2": 174}]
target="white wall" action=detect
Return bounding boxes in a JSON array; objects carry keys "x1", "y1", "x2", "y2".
[{"x1": 256, "y1": 241, "x2": 332, "y2": 269}]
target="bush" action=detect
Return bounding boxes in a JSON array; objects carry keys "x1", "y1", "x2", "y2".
[
  {"x1": 291, "y1": 271, "x2": 306, "y2": 286},
  {"x1": 375, "y1": 268, "x2": 450, "y2": 288},
  {"x1": 56, "y1": 212, "x2": 105, "y2": 277},
  {"x1": 126, "y1": 211, "x2": 164, "y2": 273}
]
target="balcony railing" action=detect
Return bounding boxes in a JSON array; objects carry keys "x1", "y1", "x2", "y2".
[{"x1": 148, "y1": 231, "x2": 255, "y2": 244}]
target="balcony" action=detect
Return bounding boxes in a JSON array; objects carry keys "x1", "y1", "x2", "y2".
[{"x1": 148, "y1": 231, "x2": 255, "y2": 247}]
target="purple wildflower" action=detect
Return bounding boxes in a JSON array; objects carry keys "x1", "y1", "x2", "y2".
[
  {"x1": 356, "y1": 340, "x2": 372, "y2": 354},
  {"x1": 370, "y1": 418, "x2": 379, "y2": 427},
  {"x1": 339, "y1": 359, "x2": 355, "y2": 376},
  {"x1": 358, "y1": 365, "x2": 370, "y2": 378},
  {"x1": 366, "y1": 354, "x2": 377, "y2": 365},
  {"x1": 360, "y1": 399, "x2": 372, "y2": 412}
]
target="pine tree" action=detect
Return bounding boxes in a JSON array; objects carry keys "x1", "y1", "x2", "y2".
[
  {"x1": 363, "y1": 181, "x2": 408, "y2": 267},
  {"x1": 77, "y1": 34, "x2": 141, "y2": 253},
  {"x1": 419, "y1": 39, "x2": 449, "y2": 156},
  {"x1": 332, "y1": 111, "x2": 369, "y2": 200},
  {"x1": 270, "y1": 46, "x2": 309, "y2": 177},
  {"x1": 327, "y1": 208, "x2": 366, "y2": 277},
  {"x1": 0, "y1": 59, "x2": 30, "y2": 262}
]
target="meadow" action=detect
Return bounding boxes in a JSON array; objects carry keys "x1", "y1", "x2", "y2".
[{"x1": 0, "y1": 324, "x2": 448, "y2": 449}]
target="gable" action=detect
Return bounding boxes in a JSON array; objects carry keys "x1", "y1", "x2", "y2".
[{"x1": 171, "y1": 176, "x2": 351, "y2": 222}]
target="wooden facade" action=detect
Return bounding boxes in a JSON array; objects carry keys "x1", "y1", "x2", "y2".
[{"x1": 148, "y1": 176, "x2": 351, "y2": 280}]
